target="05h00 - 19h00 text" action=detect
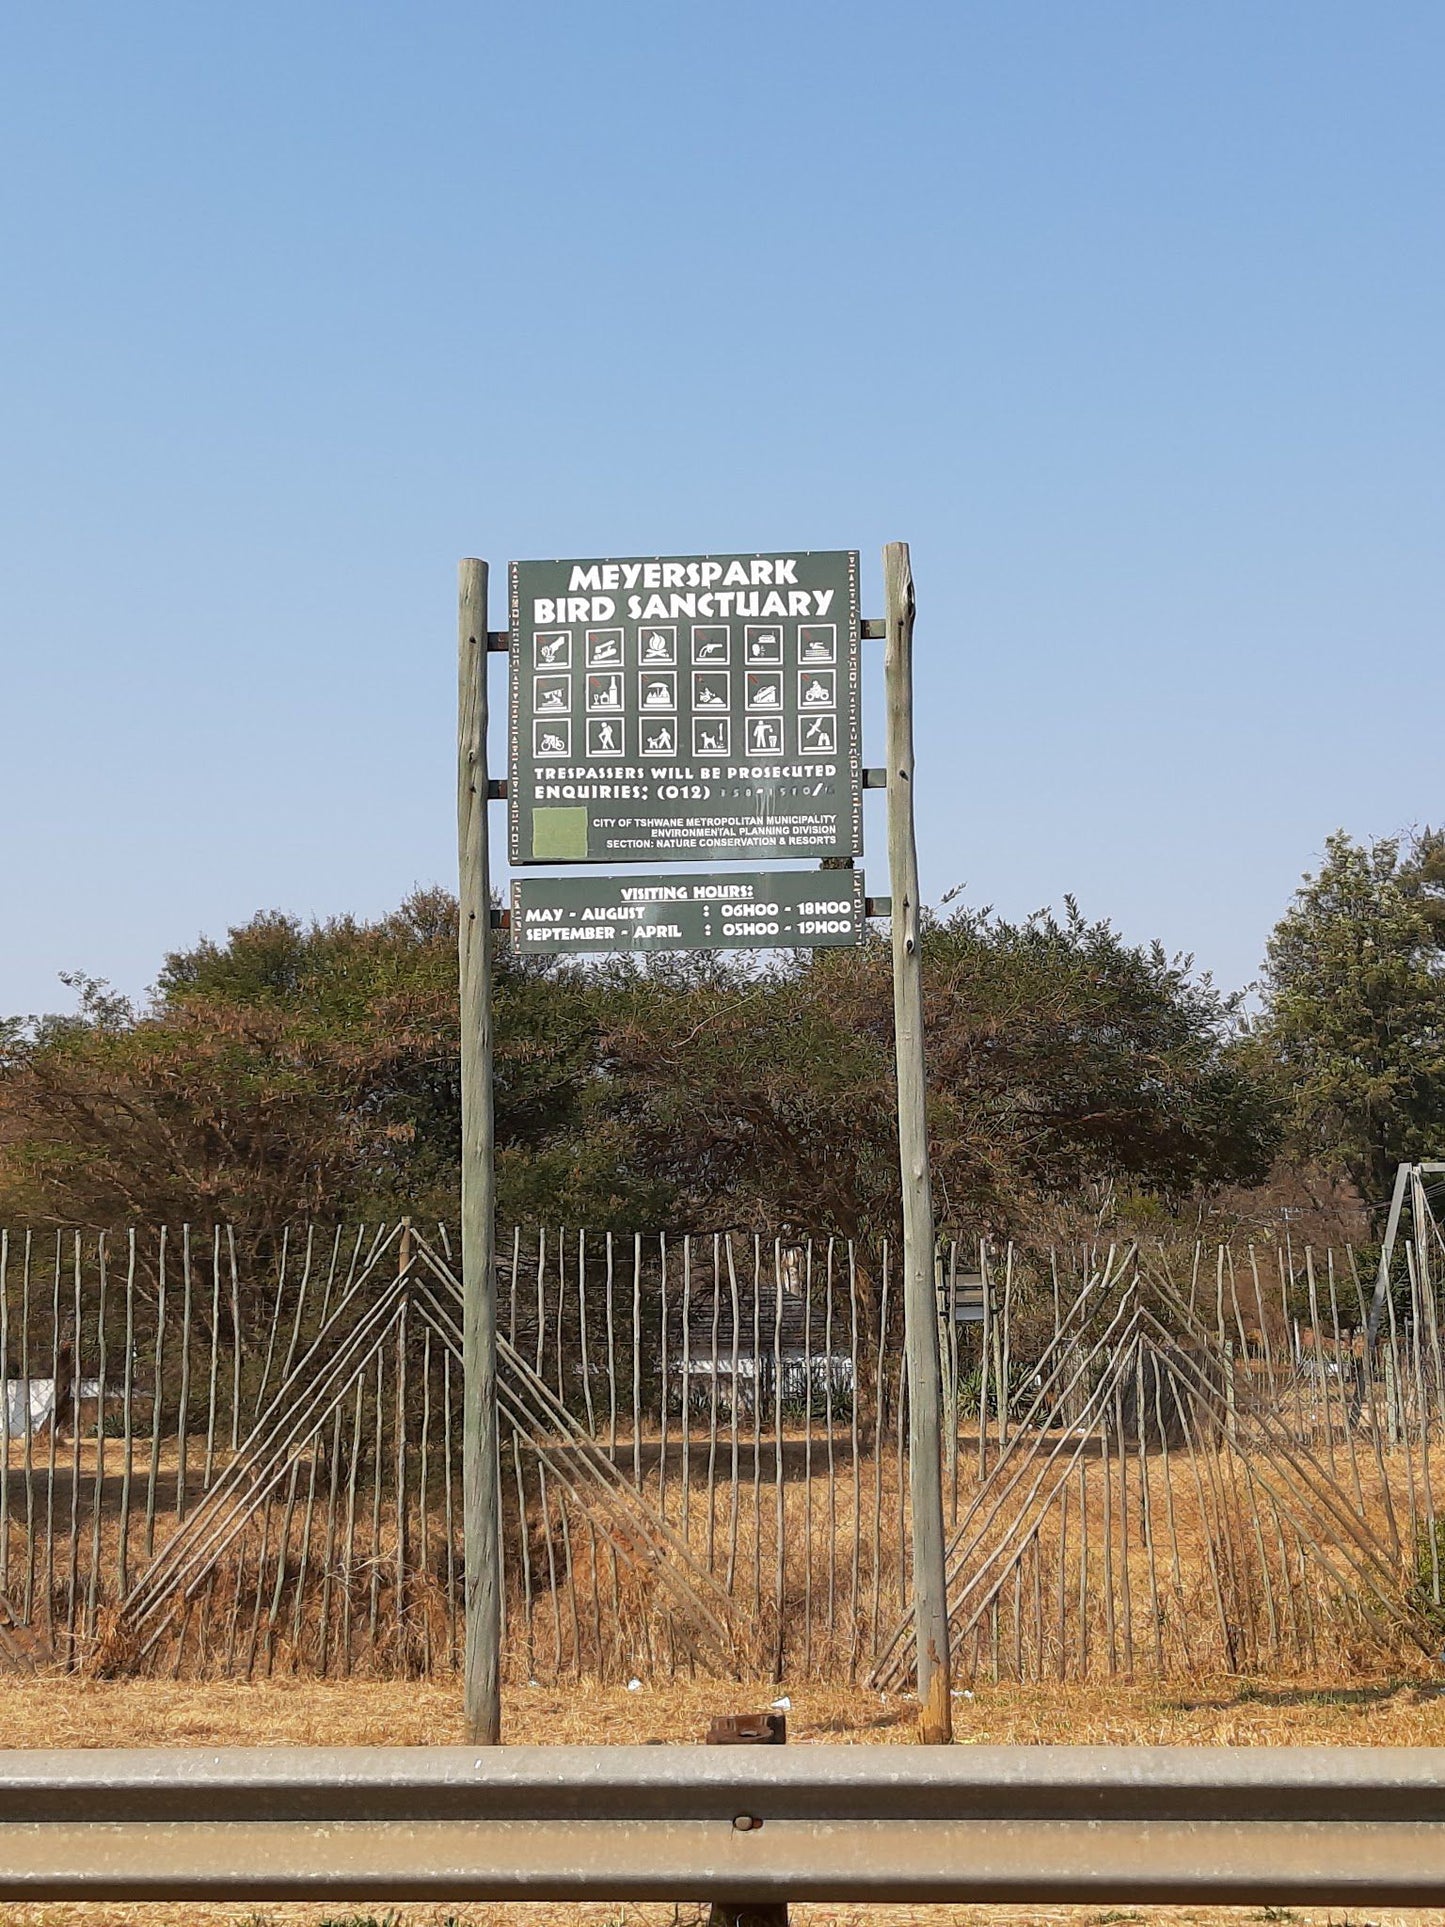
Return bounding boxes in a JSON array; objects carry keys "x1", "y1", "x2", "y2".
[{"x1": 509, "y1": 869, "x2": 865, "y2": 955}]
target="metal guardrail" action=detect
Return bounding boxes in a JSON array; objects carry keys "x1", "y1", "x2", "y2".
[{"x1": 2, "y1": 1744, "x2": 1445, "y2": 1903}]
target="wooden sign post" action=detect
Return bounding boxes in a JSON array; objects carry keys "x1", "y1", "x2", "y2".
[
  {"x1": 884, "y1": 540, "x2": 952, "y2": 1745},
  {"x1": 457, "y1": 559, "x2": 502, "y2": 1745},
  {"x1": 459, "y1": 542, "x2": 950, "y2": 1739}
]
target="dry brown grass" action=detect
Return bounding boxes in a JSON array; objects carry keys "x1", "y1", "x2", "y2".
[
  {"x1": 5, "y1": 1674, "x2": 1445, "y2": 1927},
  {"x1": 8, "y1": 1424, "x2": 1437, "y2": 1687},
  {"x1": 7, "y1": 1671, "x2": 1445, "y2": 1750}
]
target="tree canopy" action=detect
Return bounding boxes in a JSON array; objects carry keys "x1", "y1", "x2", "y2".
[
  {"x1": 580, "y1": 901, "x2": 1277, "y2": 1240},
  {"x1": 0, "y1": 889, "x2": 1277, "y2": 1241},
  {"x1": 1253, "y1": 828, "x2": 1445, "y2": 1205}
]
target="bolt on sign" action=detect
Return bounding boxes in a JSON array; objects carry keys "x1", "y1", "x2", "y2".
[
  {"x1": 508, "y1": 550, "x2": 861, "y2": 865},
  {"x1": 510, "y1": 870, "x2": 864, "y2": 956}
]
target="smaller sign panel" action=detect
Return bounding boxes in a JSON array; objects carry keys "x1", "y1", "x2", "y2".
[{"x1": 510, "y1": 872, "x2": 865, "y2": 956}]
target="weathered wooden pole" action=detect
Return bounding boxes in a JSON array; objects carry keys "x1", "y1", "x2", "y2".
[
  {"x1": 458, "y1": 557, "x2": 502, "y2": 1744},
  {"x1": 883, "y1": 540, "x2": 952, "y2": 1745}
]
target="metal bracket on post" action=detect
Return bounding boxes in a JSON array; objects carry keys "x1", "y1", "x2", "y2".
[
  {"x1": 705, "y1": 1714, "x2": 788, "y2": 1927},
  {"x1": 706, "y1": 1713, "x2": 787, "y2": 1745}
]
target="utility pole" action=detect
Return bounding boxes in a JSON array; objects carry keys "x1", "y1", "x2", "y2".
[
  {"x1": 883, "y1": 540, "x2": 952, "y2": 1744},
  {"x1": 457, "y1": 558, "x2": 502, "y2": 1744}
]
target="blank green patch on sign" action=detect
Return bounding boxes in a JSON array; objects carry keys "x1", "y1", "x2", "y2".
[{"x1": 530, "y1": 807, "x2": 589, "y2": 861}]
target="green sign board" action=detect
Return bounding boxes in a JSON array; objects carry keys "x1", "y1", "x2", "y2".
[
  {"x1": 508, "y1": 550, "x2": 861, "y2": 865},
  {"x1": 510, "y1": 871, "x2": 865, "y2": 955}
]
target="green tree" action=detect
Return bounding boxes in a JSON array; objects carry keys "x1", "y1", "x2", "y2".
[
  {"x1": 581, "y1": 900, "x2": 1278, "y2": 1241},
  {"x1": 1255, "y1": 828, "x2": 1445, "y2": 1203},
  {"x1": 0, "y1": 890, "x2": 650, "y2": 1236},
  {"x1": 0, "y1": 889, "x2": 1279, "y2": 1247}
]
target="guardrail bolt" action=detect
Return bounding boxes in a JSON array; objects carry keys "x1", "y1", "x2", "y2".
[{"x1": 705, "y1": 1712, "x2": 787, "y2": 1927}]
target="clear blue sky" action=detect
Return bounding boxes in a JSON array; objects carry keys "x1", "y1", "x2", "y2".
[{"x1": 3, "y1": 2, "x2": 1441, "y2": 1016}]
